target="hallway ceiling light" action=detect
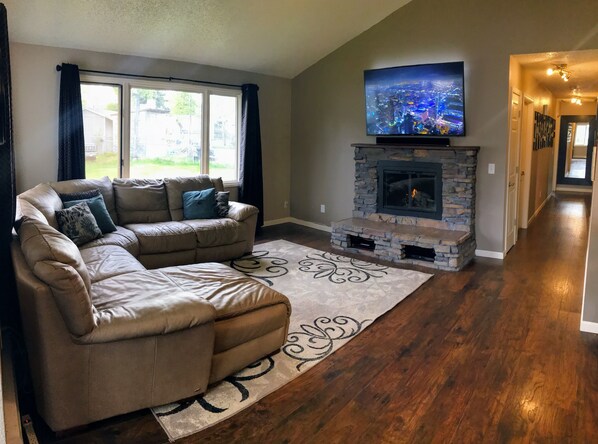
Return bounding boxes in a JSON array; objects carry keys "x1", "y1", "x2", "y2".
[
  {"x1": 547, "y1": 64, "x2": 571, "y2": 82},
  {"x1": 570, "y1": 86, "x2": 583, "y2": 105}
]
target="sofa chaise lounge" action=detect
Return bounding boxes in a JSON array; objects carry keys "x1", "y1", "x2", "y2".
[{"x1": 11, "y1": 175, "x2": 291, "y2": 431}]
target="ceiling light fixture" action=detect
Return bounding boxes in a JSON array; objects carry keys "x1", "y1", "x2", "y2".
[
  {"x1": 570, "y1": 87, "x2": 583, "y2": 105},
  {"x1": 546, "y1": 64, "x2": 571, "y2": 82}
]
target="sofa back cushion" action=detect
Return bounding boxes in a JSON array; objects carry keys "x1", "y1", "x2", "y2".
[
  {"x1": 164, "y1": 175, "x2": 225, "y2": 221},
  {"x1": 112, "y1": 178, "x2": 171, "y2": 224},
  {"x1": 50, "y1": 176, "x2": 118, "y2": 224},
  {"x1": 17, "y1": 217, "x2": 95, "y2": 336},
  {"x1": 18, "y1": 183, "x2": 62, "y2": 229}
]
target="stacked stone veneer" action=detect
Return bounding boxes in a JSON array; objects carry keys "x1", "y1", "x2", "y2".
[{"x1": 331, "y1": 144, "x2": 480, "y2": 271}]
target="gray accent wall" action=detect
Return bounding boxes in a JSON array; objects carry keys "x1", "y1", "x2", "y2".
[
  {"x1": 290, "y1": 0, "x2": 598, "y2": 254},
  {"x1": 10, "y1": 43, "x2": 292, "y2": 221}
]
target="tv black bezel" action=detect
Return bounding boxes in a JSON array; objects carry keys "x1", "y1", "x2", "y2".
[{"x1": 364, "y1": 61, "x2": 466, "y2": 138}]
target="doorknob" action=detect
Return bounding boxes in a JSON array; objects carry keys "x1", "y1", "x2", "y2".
[
  {"x1": 520, "y1": 171, "x2": 525, "y2": 176},
  {"x1": 508, "y1": 181, "x2": 515, "y2": 187}
]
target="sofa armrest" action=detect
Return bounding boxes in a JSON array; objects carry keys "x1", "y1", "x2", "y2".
[
  {"x1": 227, "y1": 201, "x2": 258, "y2": 222},
  {"x1": 76, "y1": 292, "x2": 215, "y2": 344}
]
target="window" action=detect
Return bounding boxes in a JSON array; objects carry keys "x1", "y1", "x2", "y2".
[
  {"x1": 81, "y1": 83, "x2": 122, "y2": 179},
  {"x1": 81, "y1": 76, "x2": 241, "y2": 183},
  {"x1": 574, "y1": 122, "x2": 590, "y2": 147}
]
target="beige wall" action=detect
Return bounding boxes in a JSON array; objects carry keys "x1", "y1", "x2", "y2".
[
  {"x1": 10, "y1": 43, "x2": 292, "y2": 221},
  {"x1": 290, "y1": 0, "x2": 598, "y2": 254}
]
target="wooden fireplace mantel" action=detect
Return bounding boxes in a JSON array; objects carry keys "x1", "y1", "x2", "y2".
[{"x1": 351, "y1": 143, "x2": 480, "y2": 152}]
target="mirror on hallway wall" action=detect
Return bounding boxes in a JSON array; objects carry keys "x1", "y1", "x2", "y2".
[
  {"x1": 564, "y1": 122, "x2": 589, "y2": 179},
  {"x1": 557, "y1": 115, "x2": 596, "y2": 186}
]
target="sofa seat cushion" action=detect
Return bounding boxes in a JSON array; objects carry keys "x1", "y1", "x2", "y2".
[
  {"x1": 180, "y1": 218, "x2": 246, "y2": 247},
  {"x1": 80, "y1": 245, "x2": 146, "y2": 283},
  {"x1": 125, "y1": 222, "x2": 196, "y2": 254},
  {"x1": 158, "y1": 264, "x2": 290, "y2": 353},
  {"x1": 159, "y1": 264, "x2": 291, "y2": 320},
  {"x1": 79, "y1": 226, "x2": 140, "y2": 257},
  {"x1": 212, "y1": 303, "x2": 289, "y2": 354},
  {"x1": 85, "y1": 269, "x2": 216, "y2": 344}
]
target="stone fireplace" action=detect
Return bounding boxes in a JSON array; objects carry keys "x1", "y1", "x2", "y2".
[{"x1": 331, "y1": 143, "x2": 480, "y2": 271}]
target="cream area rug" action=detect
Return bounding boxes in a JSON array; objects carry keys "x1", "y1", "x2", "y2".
[{"x1": 152, "y1": 239, "x2": 432, "y2": 441}]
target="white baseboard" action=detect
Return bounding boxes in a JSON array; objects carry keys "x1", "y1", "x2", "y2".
[
  {"x1": 262, "y1": 217, "x2": 293, "y2": 227},
  {"x1": 527, "y1": 192, "x2": 553, "y2": 226},
  {"x1": 263, "y1": 217, "x2": 332, "y2": 233},
  {"x1": 555, "y1": 185, "x2": 592, "y2": 194},
  {"x1": 475, "y1": 249, "x2": 504, "y2": 260},
  {"x1": 266, "y1": 219, "x2": 507, "y2": 255},
  {"x1": 580, "y1": 320, "x2": 598, "y2": 334}
]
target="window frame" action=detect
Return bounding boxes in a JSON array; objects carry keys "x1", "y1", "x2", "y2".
[{"x1": 80, "y1": 74, "x2": 242, "y2": 186}]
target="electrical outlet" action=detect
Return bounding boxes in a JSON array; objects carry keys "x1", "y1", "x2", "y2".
[
  {"x1": 320, "y1": 204, "x2": 326, "y2": 213},
  {"x1": 283, "y1": 201, "x2": 289, "y2": 209},
  {"x1": 488, "y1": 163, "x2": 495, "y2": 175}
]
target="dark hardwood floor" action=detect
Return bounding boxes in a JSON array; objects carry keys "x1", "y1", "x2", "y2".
[{"x1": 35, "y1": 193, "x2": 598, "y2": 443}]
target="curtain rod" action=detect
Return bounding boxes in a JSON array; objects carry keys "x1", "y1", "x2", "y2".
[{"x1": 55, "y1": 65, "x2": 243, "y2": 89}]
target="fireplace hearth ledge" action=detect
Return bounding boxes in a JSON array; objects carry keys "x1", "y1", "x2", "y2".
[{"x1": 331, "y1": 217, "x2": 475, "y2": 271}]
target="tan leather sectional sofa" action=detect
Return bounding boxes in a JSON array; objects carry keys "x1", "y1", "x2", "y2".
[{"x1": 11, "y1": 175, "x2": 291, "y2": 432}]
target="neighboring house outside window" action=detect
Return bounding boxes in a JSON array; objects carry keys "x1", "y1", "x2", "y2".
[{"x1": 80, "y1": 76, "x2": 241, "y2": 184}]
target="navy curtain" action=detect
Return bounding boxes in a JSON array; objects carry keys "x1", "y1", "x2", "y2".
[
  {"x1": 239, "y1": 83, "x2": 264, "y2": 229},
  {"x1": 0, "y1": 3, "x2": 15, "y2": 254},
  {"x1": 58, "y1": 63, "x2": 85, "y2": 181}
]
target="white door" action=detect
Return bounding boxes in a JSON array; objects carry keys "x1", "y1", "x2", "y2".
[
  {"x1": 518, "y1": 97, "x2": 534, "y2": 229},
  {"x1": 506, "y1": 89, "x2": 522, "y2": 252}
]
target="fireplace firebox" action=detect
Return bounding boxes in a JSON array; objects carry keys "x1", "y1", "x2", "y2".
[{"x1": 377, "y1": 160, "x2": 443, "y2": 220}]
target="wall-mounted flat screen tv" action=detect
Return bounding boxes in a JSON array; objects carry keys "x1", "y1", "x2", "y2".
[{"x1": 364, "y1": 61, "x2": 465, "y2": 137}]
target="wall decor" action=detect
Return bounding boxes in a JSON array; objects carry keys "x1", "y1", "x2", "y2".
[{"x1": 533, "y1": 111, "x2": 556, "y2": 150}]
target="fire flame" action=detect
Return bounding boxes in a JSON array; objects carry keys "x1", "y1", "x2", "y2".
[{"x1": 412, "y1": 188, "x2": 418, "y2": 199}]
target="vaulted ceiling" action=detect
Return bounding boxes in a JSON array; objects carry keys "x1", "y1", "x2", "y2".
[{"x1": 3, "y1": 0, "x2": 411, "y2": 78}]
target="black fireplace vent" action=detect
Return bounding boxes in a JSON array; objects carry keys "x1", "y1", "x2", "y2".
[{"x1": 404, "y1": 245, "x2": 436, "y2": 262}]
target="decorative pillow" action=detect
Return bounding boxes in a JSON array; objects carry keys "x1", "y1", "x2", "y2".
[
  {"x1": 215, "y1": 191, "x2": 230, "y2": 217},
  {"x1": 183, "y1": 188, "x2": 218, "y2": 219},
  {"x1": 63, "y1": 194, "x2": 117, "y2": 234},
  {"x1": 55, "y1": 202, "x2": 103, "y2": 246},
  {"x1": 60, "y1": 188, "x2": 101, "y2": 202}
]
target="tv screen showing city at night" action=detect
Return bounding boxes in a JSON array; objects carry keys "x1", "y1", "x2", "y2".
[{"x1": 364, "y1": 61, "x2": 465, "y2": 136}]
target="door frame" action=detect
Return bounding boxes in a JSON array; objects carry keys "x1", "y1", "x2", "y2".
[
  {"x1": 505, "y1": 87, "x2": 522, "y2": 253},
  {"x1": 518, "y1": 95, "x2": 534, "y2": 229}
]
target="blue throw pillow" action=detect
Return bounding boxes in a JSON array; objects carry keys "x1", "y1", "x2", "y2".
[
  {"x1": 64, "y1": 194, "x2": 117, "y2": 234},
  {"x1": 183, "y1": 188, "x2": 218, "y2": 219}
]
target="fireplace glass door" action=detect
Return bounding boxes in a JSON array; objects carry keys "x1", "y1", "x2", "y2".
[{"x1": 377, "y1": 161, "x2": 443, "y2": 219}]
